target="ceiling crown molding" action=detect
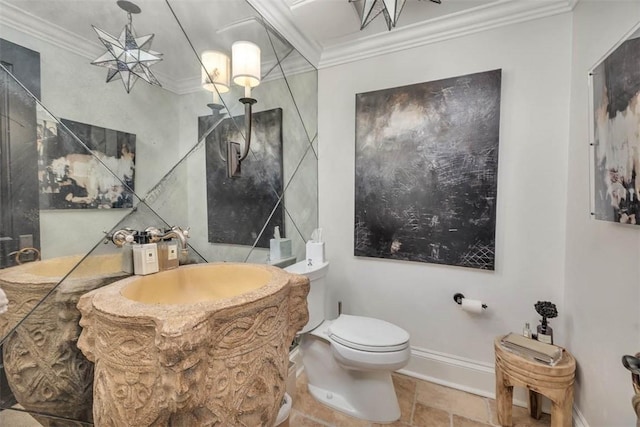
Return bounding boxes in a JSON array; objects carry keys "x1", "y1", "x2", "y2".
[
  {"x1": 0, "y1": 1, "x2": 100, "y2": 60},
  {"x1": 245, "y1": 0, "x2": 322, "y2": 67},
  {"x1": 320, "y1": 0, "x2": 576, "y2": 69}
]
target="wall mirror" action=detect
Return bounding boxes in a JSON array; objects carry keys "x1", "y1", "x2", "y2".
[{"x1": 0, "y1": 0, "x2": 317, "y2": 423}]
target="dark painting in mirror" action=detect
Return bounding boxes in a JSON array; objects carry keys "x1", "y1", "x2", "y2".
[
  {"x1": 38, "y1": 119, "x2": 136, "y2": 210},
  {"x1": 203, "y1": 108, "x2": 284, "y2": 248},
  {"x1": 354, "y1": 70, "x2": 502, "y2": 270}
]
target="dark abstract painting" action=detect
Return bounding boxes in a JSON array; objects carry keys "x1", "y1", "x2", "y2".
[
  {"x1": 202, "y1": 108, "x2": 283, "y2": 248},
  {"x1": 591, "y1": 29, "x2": 640, "y2": 225},
  {"x1": 38, "y1": 118, "x2": 136, "y2": 209},
  {"x1": 354, "y1": 70, "x2": 502, "y2": 270}
]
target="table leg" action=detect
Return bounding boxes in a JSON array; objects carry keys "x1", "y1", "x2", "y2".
[
  {"x1": 496, "y1": 364, "x2": 513, "y2": 426},
  {"x1": 550, "y1": 386, "x2": 574, "y2": 427},
  {"x1": 529, "y1": 389, "x2": 542, "y2": 419}
]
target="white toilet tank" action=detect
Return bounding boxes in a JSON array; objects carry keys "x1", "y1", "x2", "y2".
[{"x1": 284, "y1": 260, "x2": 329, "y2": 334}]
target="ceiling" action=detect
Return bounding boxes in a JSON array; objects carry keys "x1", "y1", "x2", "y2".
[
  {"x1": 0, "y1": 0, "x2": 578, "y2": 89},
  {"x1": 248, "y1": 0, "x2": 578, "y2": 67}
]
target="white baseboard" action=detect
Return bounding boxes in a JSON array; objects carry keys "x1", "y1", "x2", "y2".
[{"x1": 573, "y1": 406, "x2": 590, "y2": 427}]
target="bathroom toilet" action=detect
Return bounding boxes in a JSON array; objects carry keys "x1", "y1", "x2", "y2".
[{"x1": 285, "y1": 260, "x2": 410, "y2": 423}]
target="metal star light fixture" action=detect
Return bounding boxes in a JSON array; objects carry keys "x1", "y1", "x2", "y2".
[
  {"x1": 91, "y1": 0, "x2": 163, "y2": 93},
  {"x1": 350, "y1": 0, "x2": 442, "y2": 31}
]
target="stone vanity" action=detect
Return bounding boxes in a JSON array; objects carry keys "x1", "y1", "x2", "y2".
[
  {"x1": 0, "y1": 254, "x2": 129, "y2": 426},
  {"x1": 77, "y1": 262, "x2": 309, "y2": 426}
]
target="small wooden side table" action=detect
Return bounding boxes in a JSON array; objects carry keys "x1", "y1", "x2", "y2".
[{"x1": 494, "y1": 336, "x2": 576, "y2": 427}]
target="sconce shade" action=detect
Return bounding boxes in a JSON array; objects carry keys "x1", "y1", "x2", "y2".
[
  {"x1": 232, "y1": 41, "x2": 261, "y2": 89},
  {"x1": 201, "y1": 50, "x2": 230, "y2": 93}
]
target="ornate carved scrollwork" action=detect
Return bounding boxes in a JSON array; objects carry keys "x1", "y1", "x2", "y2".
[{"x1": 77, "y1": 264, "x2": 309, "y2": 427}]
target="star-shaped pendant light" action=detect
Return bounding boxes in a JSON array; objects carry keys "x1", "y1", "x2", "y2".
[
  {"x1": 91, "y1": 0, "x2": 162, "y2": 93},
  {"x1": 350, "y1": 0, "x2": 442, "y2": 31}
]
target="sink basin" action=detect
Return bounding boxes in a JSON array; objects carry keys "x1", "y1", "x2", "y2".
[
  {"x1": 77, "y1": 262, "x2": 309, "y2": 427},
  {"x1": 121, "y1": 263, "x2": 271, "y2": 304},
  {"x1": 0, "y1": 253, "x2": 129, "y2": 425}
]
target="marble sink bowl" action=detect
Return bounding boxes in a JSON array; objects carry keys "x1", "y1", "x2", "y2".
[
  {"x1": 0, "y1": 253, "x2": 129, "y2": 426},
  {"x1": 77, "y1": 262, "x2": 310, "y2": 427}
]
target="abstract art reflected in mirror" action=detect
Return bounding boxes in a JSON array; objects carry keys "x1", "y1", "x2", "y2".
[
  {"x1": 590, "y1": 24, "x2": 640, "y2": 225},
  {"x1": 202, "y1": 108, "x2": 283, "y2": 248},
  {"x1": 354, "y1": 70, "x2": 502, "y2": 270},
  {"x1": 38, "y1": 118, "x2": 136, "y2": 210}
]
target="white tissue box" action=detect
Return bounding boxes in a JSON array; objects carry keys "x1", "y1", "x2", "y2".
[
  {"x1": 306, "y1": 241, "x2": 325, "y2": 265},
  {"x1": 270, "y1": 238, "x2": 292, "y2": 261}
]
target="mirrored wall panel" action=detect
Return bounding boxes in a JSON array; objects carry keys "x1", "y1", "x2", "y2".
[{"x1": 0, "y1": 0, "x2": 317, "y2": 423}]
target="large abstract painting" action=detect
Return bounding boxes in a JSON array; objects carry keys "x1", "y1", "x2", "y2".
[
  {"x1": 354, "y1": 70, "x2": 502, "y2": 270},
  {"x1": 591, "y1": 27, "x2": 640, "y2": 224},
  {"x1": 202, "y1": 108, "x2": 283, "y2": 248},
  {"x1": 38, "y1": 118, "x2": 136, "y2": 209}
]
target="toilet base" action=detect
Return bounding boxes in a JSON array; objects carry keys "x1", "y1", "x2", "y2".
[
  {"x1": 307, "y1": 379, "x2": 401, "y2": 423},
  {"x1": 301, "y1": 334, "x2": 403, "y2": 423}
]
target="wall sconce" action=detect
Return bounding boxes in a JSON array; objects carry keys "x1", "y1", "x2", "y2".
[
  {"x1": 225, "y1": 40, "x2": 261, "y2": 178},
  {"x1": 201, "y1": 50, "x2": 230, "y2": 111},
  {"x1": 201, "y1": 41, "x2": 260, "y2": 178}
]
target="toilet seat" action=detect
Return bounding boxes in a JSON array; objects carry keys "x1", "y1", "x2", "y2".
[{"x1": 328, "y1": 314, "x2": 410, "y2": 353}]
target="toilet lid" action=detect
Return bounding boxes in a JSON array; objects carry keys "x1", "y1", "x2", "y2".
[{"x1": 328, "y1": 314, "x2": 410, "y2": 353}]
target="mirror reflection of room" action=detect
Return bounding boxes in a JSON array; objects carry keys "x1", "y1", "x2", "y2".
[{"x1": 0, "y1": 0, "x2": 317, "y2": 424}]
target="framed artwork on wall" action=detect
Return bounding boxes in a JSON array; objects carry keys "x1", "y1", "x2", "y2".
[
  {"x1": 354, "y1": 69, "x2": 502, "y2": 270},
  {"x1": 590, "y1": 23, "x2": 640, "y2": 225},
  {"x1": 202, "y1": 108, "x2": 284, "y2": 248},
  {"x1": 38, "y1": 118, "x2": 136, "y2": 209}
]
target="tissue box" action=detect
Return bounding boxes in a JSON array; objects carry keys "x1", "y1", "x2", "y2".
[
  {"x1": 305, "y1": 241, "x2": 325, "y2": 265},
  {"x1": 270, "y1": 238, "x2": 292, "y2": 261}
]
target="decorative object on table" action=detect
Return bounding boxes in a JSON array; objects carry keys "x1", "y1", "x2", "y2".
[
  {"x1": 589, "y1": 22, "x2": 640, "y2": 224},
  {"x1": 38, "y1": 118, "x2": 136, "y2": 209},
  {"x1": 202, "y1": 108, "x2": 283, "y2": 248},
  {"x1": 522, "y1": 322, "x2": 532, "y2": 339},
  {"x1": 354, "y1": 69, "x2": 502, "y2": 270},
  {"x1": 500, "y1": 333, "x2": 562, "y2": 366},
  {"x1": 349, "y1": 0, "x2": 441, "y2": 31},
  {"x1": 91, "y1": 0, "x2": 162, "y2": 93},
  {"x1": 534, "y1": 300, "x2": 558, "y2": 345}
]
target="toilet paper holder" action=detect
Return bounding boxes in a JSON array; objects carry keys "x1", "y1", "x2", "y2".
[{"x1": 453, "y1": 293, "x2": 487, "y2": 309}]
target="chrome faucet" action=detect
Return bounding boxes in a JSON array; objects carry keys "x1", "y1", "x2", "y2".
[{"x1": 145, "y1": 226, "x2": 190, "y2": 256}]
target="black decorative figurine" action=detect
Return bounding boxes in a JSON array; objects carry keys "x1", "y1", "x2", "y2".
[{"x1": 534, "y1": 301, "x2": 558, "y2": 344}]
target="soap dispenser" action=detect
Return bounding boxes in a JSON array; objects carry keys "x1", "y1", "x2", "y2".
[
  {"x1": 158, "y1": 236, "x2": 179, "y2": 271},
  {"x1": 132, "y1": 233, "x2": 159, "y2": 275}
]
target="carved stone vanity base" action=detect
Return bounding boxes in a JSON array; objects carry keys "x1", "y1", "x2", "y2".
[
  {"x1": 0, "y1": 254, "x2": 129, "y2": 426},
  {"x1": 77, "y1": 263, "x2": 309, "y2": 427}
]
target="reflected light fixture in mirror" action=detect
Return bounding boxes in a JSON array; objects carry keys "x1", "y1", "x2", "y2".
[
  {"x1": 201, "y1": 50, "x2": 230, "y2": 111},
  {"x1": 225, "y1": 40, "x2": 261, "y2": 178},
  {"x1": 91, "y1": 0, "x2": 163, "y2": 93}
]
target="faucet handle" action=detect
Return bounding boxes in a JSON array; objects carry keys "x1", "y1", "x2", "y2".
[
  {"x1": 145, "y1": 227, "x2": 163, "y2": 242},
  {"x1": 111, "y1": 229, "x2": 136, "y2": 247}
]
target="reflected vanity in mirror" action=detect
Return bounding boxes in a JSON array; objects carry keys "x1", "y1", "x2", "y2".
[{"x1": 0, "y1": 0, "x2": 317, "y2": 424}]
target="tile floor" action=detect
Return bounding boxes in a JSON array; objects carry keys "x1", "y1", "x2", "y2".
[
  {"x1": 0, "y1": 372, "x2": 552, "y2": 426},
  {"x1": 290, "y1": 372, "x2": 551, "y2": 427}
]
